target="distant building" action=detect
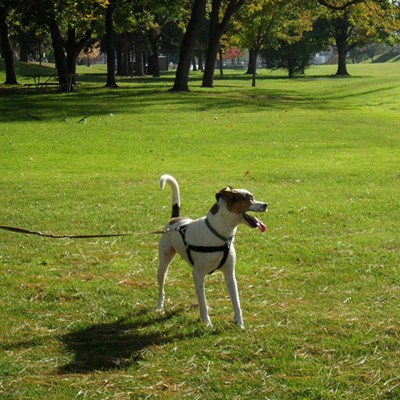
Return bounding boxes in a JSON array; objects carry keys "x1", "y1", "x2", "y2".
[{"x1": 312, "y1": 51, "x2": 333, "y2": 65}]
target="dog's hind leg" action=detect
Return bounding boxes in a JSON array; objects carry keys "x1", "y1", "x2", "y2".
[{"x1": 157, "y1": 244, "x2": 176, "y2": 311}]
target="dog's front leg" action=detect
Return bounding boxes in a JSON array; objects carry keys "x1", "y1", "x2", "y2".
[
  {"x1": 223, "y1": 267, "x2": 244, "y2": 329},
  {"x1": 192, "y1": 270, "x2": 212, "y2": 326}
]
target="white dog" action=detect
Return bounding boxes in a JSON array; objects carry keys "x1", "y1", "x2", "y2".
[{"x1": 156, "y1": 174, "x2": 268, "y2": 329}]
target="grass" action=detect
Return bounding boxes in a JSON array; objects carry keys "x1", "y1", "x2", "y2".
[{"x1": 0, "y1": 61, "x2": 399, "y2": 399}]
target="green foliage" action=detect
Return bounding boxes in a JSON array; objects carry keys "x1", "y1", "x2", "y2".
[
  {"x1": 232, "y1": 0, "x2": 315, "y2": 51},
  {"x1": 263, "y1": 23, "x2": 330, "y2": 77},
  {"x1": 317, "y1": 0, "x2": 400, "y2": 50},
  {"x1": 0, "y1": 62, "x2": 399, "y2": 399}
]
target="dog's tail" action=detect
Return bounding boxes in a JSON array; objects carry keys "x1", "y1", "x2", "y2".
[{"x1": 160, "y1": 174, "x2": 180, "y2": 218}]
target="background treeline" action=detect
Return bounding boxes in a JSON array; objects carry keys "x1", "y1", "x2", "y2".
[{"x1": 0, "y1": 0, "x2": 399, "y2": 90}]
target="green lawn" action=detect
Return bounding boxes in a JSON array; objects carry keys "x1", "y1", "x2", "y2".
[{"x1": 0, "y1": 62, "x2": 399, "y2": 399}]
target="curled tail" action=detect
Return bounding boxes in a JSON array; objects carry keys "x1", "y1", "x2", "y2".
[{"x1": 160, "y1": 174, "x2": 180, "y2": 218}]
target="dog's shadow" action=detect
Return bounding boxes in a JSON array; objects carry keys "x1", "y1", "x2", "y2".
[{"x1": 59, "y1": 307, "x2": 188, "y2": 373}]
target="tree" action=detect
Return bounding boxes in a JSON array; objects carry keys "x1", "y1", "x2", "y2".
[
  {"x1": 79, "y1": 42, "x2": 101, "y2": 66},
  {"x1": 108, "y1": 0, "x2": 185, "y2": 79},
  {"x1": 17, "y1": 30, "x2": 34, "y2": 62},
  {"x1": 232, "y1": 0, "x2": 314, "y2": 86},
  {"x1": 64, "y1": 28, "x2": 93, "y2": 76},
  {"x1": 159, "y1": 20, "x2": 186, "y2": 66},
  {"x1": 192, "y1": 16, "x2": 210, "y2": 71},
  {"x1": 201, "y1": 0, "x2": 245, "y2": 88},
  {"x1": 0, "y1": 3, "x2": 19, "y2": 84},
  {"x1": 23, "y1": 0, "x2": 107, "y2": 90},
  {"x1": 64, "y1": 0, "x2": 108, "y2": 84},
  {"x1": 264, "y1": 23, "x2": 329, "y2": 77},
  {"x1": 112, "y1": 1, "x2": 142, "y2": 77},
  {"x1": 223, "y1": 46, "x2": 244, "y2": 65},
  {"x1": 139, "y1": 0, "x2": 187, "y2": 77},
  {"x1": 148, "y1": 29, "x2": 160, "y2": 77},
  {"x1": 133, "y1": 31, "x2": 146, "y2": 76},
  {"x1": 317, "y1": 0, "x2": 400, "y2": 75},
  {"x1": 47, "y1": 14, "x2": 71, "y2": 89},
  {"x1": 104, "y1": 0, "x2": 118, "y2": 87},
  {"x1": 16, "y1": 2, "x2": 51, "y2": 65},
  {"x1": 170, "y1": 0, "x2": 207, "y2": 92}
]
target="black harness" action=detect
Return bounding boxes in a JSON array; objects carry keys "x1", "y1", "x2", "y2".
[{"x1": 177, "y1": 219, "x2": 233, "y2": 274}]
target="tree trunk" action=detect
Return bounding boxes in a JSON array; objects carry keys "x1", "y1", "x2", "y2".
[
  {"x1": 333, "y1": 15, "x2": 350, "y2": 76},
  {"x1": 119, "y1": 34, "x2": 130, "y2": 76},
  {"x1": 48, "y1": 18, "x2": 70, "y2": 91},
  {"x1": 288, "y1": 62, "x2": 294, "y2": 78},
  {"x1": 134, "y1": 51, "x2": 145, "y2": 76},
  {"x1": 116, "y1": 41, "x2": 123, "y2": 75},
  {"x1": 202, "y1": 0, "x2": 245, "y2": 88},
  {"x1": 148, "y1": 52, "x2": 159, "y2": 76},
  {"x1": 218, "y1": 48, "x2": 223, "y2": 78},
  {"x1": 38, "y1": 36, "x2": 43, "y2": 65},
  {"x1": 202, "y1": 0, "x2": 222, "y2": 88},
  {"x1": 0, "y1": 6, "x2": 18, "y2": 85},
  {"x1": 197, "y1": 52, "x2": 204, "y2": 72},
  {"x1": 335, "y1": 34, "x2": 349, "y2": 76},
  {"x1": 148, "y1": 31, "x2": 160, "y2": 77},
  {"x1": 202, "y1": 37, "x2": 220, "y2": 87},
  {"x1": 65, "y1": 26, "x2": 92, "y2": 81},
  {"x1": 246, "y1": 48, "x2": 257, "y2": 75},
  {"x1": 170, "y1": 0, "x2": 207, "y2": 92},
  {"x1": 18, "y1": 31, "x2": 29, "y2": 62},
  {"x1": 105, "y1": 2, "x2": 118, "y2": 88},
  {"x1": 121, "y1": 46, "x2": 129, "y2": 76},
  {"x1": 252, "y1": 64, "x2": 257, "y2": 87}
]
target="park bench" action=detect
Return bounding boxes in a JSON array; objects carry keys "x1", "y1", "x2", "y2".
[{"x1": 24, "y1": 74, "x2": 78, "y2": 92}]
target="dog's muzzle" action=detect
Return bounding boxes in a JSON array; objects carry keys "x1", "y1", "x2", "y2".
[
  {"x1": 247, "y1": 202, "x2": 268, "y2": 213},
  {"x1": 243, "y1": 201, "x2": 268, "y2": 232}
]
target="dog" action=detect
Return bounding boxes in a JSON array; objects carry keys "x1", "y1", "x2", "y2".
[{"x1": 156, "y1": 174, "x2": 268, "y2": 329}]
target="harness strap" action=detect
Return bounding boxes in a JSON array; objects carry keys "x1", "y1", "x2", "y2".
[
  {"x1": 204, "y1": 218, "x2": 232, "y2": 242},
  {"x1": 178, "y1": 224, "x2": 232, "y2": 274}
]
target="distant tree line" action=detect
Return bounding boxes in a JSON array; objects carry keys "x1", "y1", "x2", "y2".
[{"x1": 0, "y1": 0, "x2": 399, "y2": 90}]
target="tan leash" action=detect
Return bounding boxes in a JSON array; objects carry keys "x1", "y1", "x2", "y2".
[{"x1": 0, "y1": 224, "x2": 165, "y2": 239}]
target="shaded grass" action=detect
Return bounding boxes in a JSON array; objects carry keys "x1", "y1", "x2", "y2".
[{"x1": 0, "y1": 62, "x2": 399, "y2": 399}]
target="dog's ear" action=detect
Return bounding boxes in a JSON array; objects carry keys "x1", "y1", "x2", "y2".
[
  {"x1": 210, "y1": 202, "x2": 220, "y2": 215},
  {"x1": 216, "y1": 187, "x2": 234, "y2": 202}
]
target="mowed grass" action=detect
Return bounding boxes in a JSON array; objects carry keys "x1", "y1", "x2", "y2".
[{"x1": 0, "y1": 62, "x2": 399, "y2": 399}]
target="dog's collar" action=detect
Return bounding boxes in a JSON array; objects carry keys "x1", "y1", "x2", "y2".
[{"x1": 205, "y1": 218, "x2": 233, "y2": 242}]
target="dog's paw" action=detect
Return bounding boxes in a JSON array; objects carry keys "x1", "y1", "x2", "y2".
[
  {"x1": 205, "y1": 320, "x2": 213, "y2": 328},
  {"x1": 200, "y1": 318, "x2": 213, "y2": 328},
  {"x1": 234, "y1": 317, "x2": 245, "y2": 330}
]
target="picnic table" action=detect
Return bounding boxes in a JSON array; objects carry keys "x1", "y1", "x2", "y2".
[{"x1": 25, "y1": 74, "x2": 78, "y2": 92}]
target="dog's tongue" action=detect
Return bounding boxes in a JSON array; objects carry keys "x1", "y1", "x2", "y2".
[{"x1": 256, "y1": 218, "x2": 267, "y2": 233}]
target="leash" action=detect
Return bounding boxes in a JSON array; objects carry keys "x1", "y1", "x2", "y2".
[{"x1": 0, "y1": 224, "x2": 165, "y2": 239}]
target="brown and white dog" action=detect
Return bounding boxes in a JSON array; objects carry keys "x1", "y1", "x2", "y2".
[{"x1": 157, "y1": 174, "x2": 268, "y2": 329}]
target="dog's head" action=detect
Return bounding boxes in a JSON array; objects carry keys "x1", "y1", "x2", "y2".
[{"x1": 215, "y1": 187, "x2": 268, "y2": 232}]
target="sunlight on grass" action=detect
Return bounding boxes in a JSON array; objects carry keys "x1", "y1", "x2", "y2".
[{"x1": 0, "y1": 62, "x2": 399, "y2": 399}]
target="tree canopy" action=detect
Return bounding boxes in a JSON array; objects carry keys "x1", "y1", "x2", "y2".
[{"x1": 317, "y1": 0, "x2": 400, "y2": 75}]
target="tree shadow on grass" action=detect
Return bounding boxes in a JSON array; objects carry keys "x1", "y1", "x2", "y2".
[{"x1": 58, "y1": 307, "x2": 190, "y2": 373}]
